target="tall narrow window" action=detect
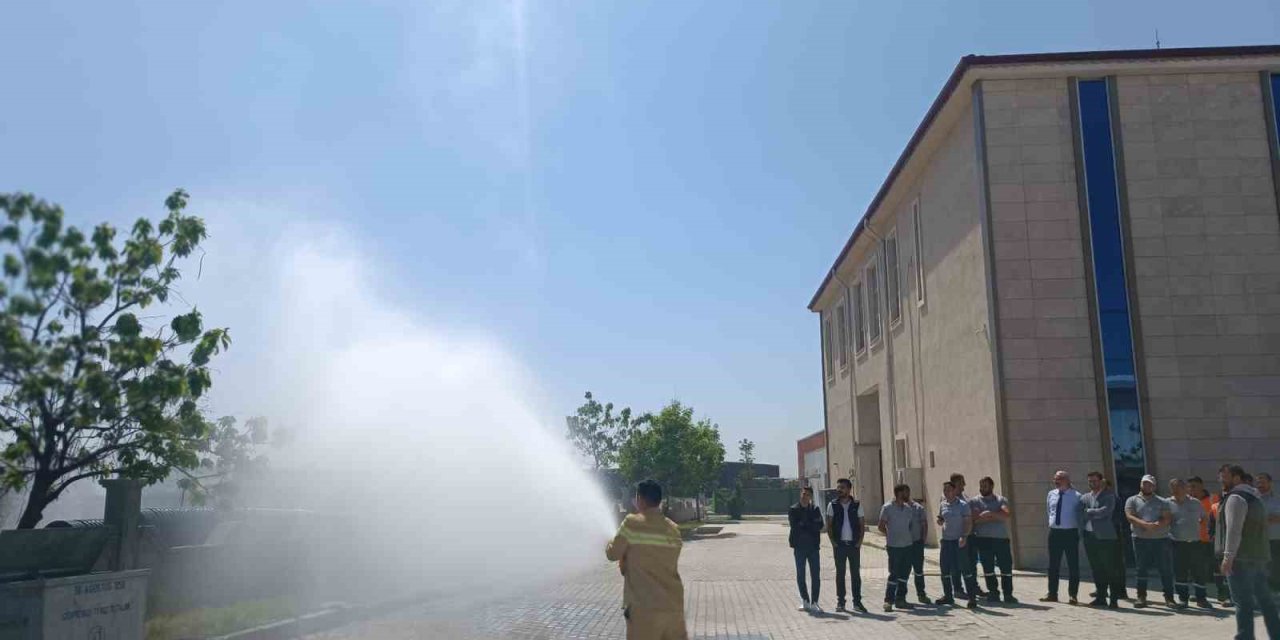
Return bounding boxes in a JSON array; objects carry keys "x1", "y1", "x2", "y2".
[
  {"x1": 836, "y1": 302, "x2": 849, "y2": 369},
  {"x1": 1270, "y1": 74, "x2": 1280, "y2": 148},
  {"x1": 866, "y1": 260, "x2": 882, "y2": 345},
  {"x1": 886, "y1": 231, "x2": 902, "y2": 325},
  {"x1": 912, "y1": 200, "x2": 926, "y2": 306},
  {"x1": 852, "y1": 282, "x2": 867, "y2": 354},
  {"x1": 1267, "y1": 74, "x2": 1280, "y2": 227},
  {"x1": 1076, "y1": 78, "x2": 1147, "y2": 496},
  {"x1": 823, "y1": 315, "x2": 834, "y2": 380}
]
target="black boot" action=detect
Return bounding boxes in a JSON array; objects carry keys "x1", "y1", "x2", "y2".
[{"x1": 1089, "y1": 584, "x2": 1108, "y2": 607}]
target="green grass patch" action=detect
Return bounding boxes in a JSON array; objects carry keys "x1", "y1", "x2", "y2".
[
  {"x1": 677, "y1": 520, "x2": 704, "y2": 532},
  {"x1": 146, "y1": 597, "x2": 298, "y2": 640}
]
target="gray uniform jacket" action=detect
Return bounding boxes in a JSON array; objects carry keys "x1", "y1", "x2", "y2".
[{"x1": 1078, "y1": 489, "x2": 1118, "y2": 540}]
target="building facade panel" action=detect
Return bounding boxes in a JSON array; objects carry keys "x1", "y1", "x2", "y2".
[
  {"x1": 1115, "y1": 71, "x2": 1280, "y2": 483},
  {"x1": 812, "y1": 48, "x2": 1280, "y2": 569},
  {"x1": 982, "y1": 77, "x2": 1107, "y2": 567},
  {"x1": 903, "y1": 108, "x2": 1005, "y2": 536}
]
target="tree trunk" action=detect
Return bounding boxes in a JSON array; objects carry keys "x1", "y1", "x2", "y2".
[{"x1": 16, "y1": 475, "x2": 53, "y2": 529}]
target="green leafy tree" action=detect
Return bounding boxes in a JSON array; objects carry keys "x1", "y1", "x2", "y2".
[
  {"x1": 565, "y1": 391, "x2": 640, "y2": 470},
  {"x1": 0, "y1": 190, "x2": 230, "y2": 528},
  {"x1": 617, "y1": 400, "x2": 725, "y2": 502},
  {"x1": 176, "y1": 416, "x2": 267, "y2": 508}
]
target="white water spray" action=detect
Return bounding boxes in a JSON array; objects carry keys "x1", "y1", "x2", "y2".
[{"x1": 212, "y1": 233, "x2": 617, "y2": 600}]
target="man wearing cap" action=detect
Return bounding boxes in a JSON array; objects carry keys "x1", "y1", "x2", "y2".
[
  {"x1": 1125, "y1": 474, "x2": 1175, "y2": 608},
  {"x1": 1042, "y1": 470, "x2": 1082, "y2": 604},
  {"x1": 1219, "y1": 464, "x2": 1280, "y2": 639},
  {"x1": 1168, "y1": 477, "x2": 1208, "y2": 609},
  {"x1": 1080, "y1": 471, "x2": 1122, "y2": 608}
]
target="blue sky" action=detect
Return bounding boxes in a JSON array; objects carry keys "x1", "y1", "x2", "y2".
[{"x1": 2, "y1": 1, "x2": 1278, "y2": 476}]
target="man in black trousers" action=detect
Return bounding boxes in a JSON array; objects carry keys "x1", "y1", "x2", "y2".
[
  {"x1": 951, "y1": 472, "x2": 983, "y2": 598},
  {"x1": 1080, "y1": 471, "x2": 1123, "y2": 608},
  {"x1": 789, "y1": 486, "x2": 825, "y2": 613},
  {"x1": 825, "y1": 478, "x2": 868, "y2": 613},
  {"x1": 1042, "y1": 470, "x2": 1082, "y2": 604}
]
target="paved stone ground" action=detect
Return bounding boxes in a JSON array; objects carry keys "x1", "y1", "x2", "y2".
[{"x1": 309, "y1": 518, "x2": 1261, "y2": 639}]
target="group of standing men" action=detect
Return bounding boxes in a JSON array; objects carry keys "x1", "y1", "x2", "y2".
[
  {"x1": 1041, "y1": 465, "x2": 1280, "y2": 639},
  {"x1": 788, "y1": 464, "x2": 1280, "y2": 639},
  {"x1": 788, "y1": 473, "x2": 1016, "y2": 613}
]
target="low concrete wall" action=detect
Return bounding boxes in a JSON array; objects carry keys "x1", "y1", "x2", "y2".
[
  {"x1": 665, "y1": 498, "x2": 700, "y2": 523},
  {"x1": 0, "y1": 569, "x2": 148, "y2": 640},
  {"x1": 738, "y1": 488, "x2": 794, "y2": 515}
]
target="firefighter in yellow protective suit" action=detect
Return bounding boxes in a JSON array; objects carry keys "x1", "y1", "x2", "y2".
[{"x1": 606, "y1": 479, "x2": 688, "y2": 640}]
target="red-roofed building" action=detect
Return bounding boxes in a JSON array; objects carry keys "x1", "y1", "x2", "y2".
[{"x1": 797, "y1": 430, "x2": 827, "y2": 490}]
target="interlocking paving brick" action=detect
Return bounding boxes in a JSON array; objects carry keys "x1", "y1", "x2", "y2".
[{"x1": 308, "y1": 519, "x2": 1256, "y2": 639}]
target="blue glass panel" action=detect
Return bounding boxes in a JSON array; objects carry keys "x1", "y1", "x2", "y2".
[
  {"x1": 1077, "y1": 79, "x2": 1147, "y2": 496},
  {"x1": 1272, "y1": 74, "x2": 1280, "y2": 149}
]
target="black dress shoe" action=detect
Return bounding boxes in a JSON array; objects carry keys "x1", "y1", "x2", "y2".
[{"x1": 1088, "y1": 598, "x2": 1107, "y2": 607}]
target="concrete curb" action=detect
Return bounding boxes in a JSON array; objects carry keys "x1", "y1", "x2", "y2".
[
  {"x1": 207, "y1": 594, "x2": 431, "y2": 640},
  {"x1": 206, "y1": 606, "x2": 355, "y2": 640}
]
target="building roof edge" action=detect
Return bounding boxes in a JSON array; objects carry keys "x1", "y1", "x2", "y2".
[{"x1": 806, "y1": 44, "x2": 1280, "y2": 311}]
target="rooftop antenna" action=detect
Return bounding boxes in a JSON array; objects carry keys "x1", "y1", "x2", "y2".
[{"x1": 1155, "y1": 28, "x2": 1161, "y2": 50}]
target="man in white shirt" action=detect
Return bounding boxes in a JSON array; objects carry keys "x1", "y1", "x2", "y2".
[
  {"x1": 1042, "y1": 470, "x2": 1082, "y2": 604},
  {"x1": 824, "y1": 478, "x2": 867, "y2": 614}
]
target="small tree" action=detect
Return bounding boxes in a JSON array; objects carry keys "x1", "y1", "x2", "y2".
[
  {"x1": 617, "y1": 400, "x2": 724, "y2": 511},
  {"x1": 737, "y1": 438, "x2": 755, "y2": 487},
  {"x1": 565, "y1": 391, "x2": 639, "y2": 470},
  {"x1": 0, "y1": 190, "x2": 230, "y2": 528}
]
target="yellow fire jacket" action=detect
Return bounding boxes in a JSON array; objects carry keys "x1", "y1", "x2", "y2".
[{"x1": 605, "y1": 507, "x2": 685, "y2": 613}]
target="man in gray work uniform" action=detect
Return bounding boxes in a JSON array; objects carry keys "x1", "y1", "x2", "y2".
[
  {"x1": 937, "y1": 480, "x2": 979, "y2": 609},
  {"x1": 970, "y1": 477, "x2": 1016, "y2": 604},
  {"x1": 879, "y1": 484, "x2": 919, "y2": 613},
  {"x1": 910, "y1": 496, "x2": 932, "y2": 604},
  {"x1": 1126, "y1": 474, "x2": 1175, "y2": 608},
  {"x1": 1169, "y1": 477, "x2": 1208, "y2": 609}
]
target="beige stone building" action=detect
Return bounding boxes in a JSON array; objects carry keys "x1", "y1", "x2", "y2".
[{"x1": 808, "y1": 45, "x2": 1280, "y2": 568}]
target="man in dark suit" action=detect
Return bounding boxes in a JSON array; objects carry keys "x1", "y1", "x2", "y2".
[{"x1": 1079, "y1": 470, "x2": 1123, "y2": 608}]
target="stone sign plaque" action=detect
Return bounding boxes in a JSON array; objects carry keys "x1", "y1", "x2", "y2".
[{"x1": 0, "y1": 570, "x2": 147, "y2": 640}]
